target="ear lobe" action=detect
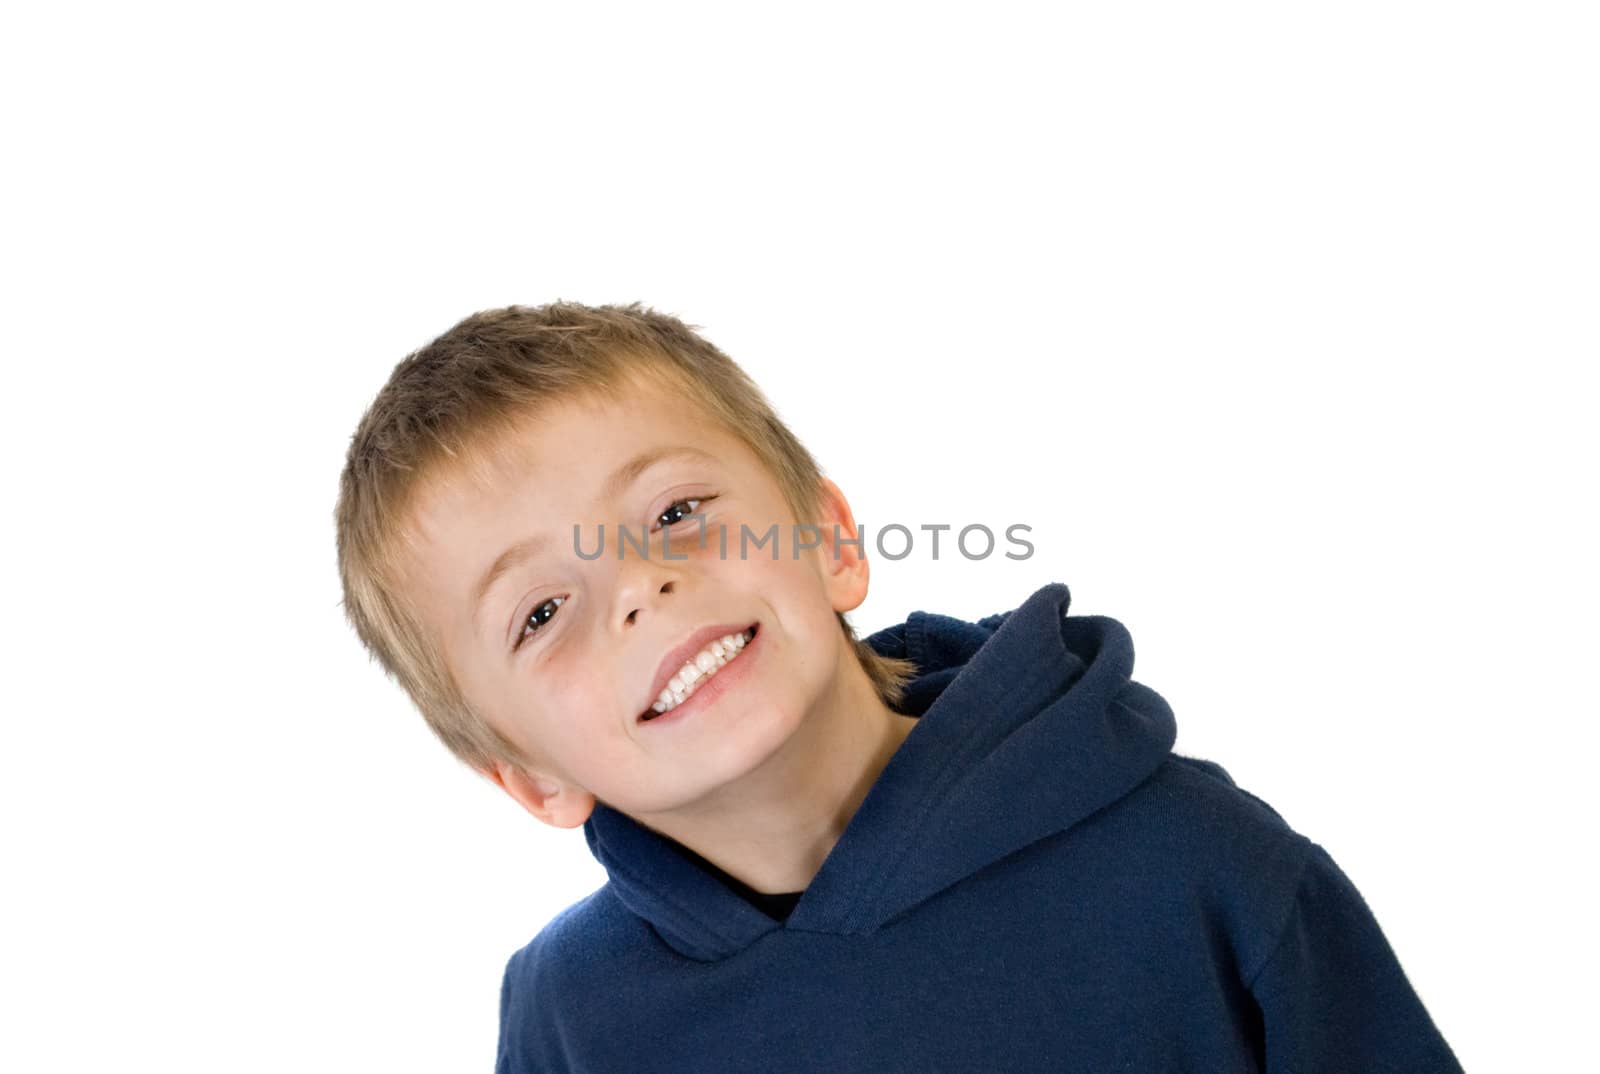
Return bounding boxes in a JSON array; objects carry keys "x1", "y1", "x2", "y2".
[
  {"x1": 485, "y1": 760, "x2": 558, "y2": 811},
  {"x1": 482, "y1": 760, "x2": 596, "y2": 829}
]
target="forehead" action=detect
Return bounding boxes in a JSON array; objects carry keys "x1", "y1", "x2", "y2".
[{"x1": 461, "y1": 373, "x2": 732, "y2": 493}]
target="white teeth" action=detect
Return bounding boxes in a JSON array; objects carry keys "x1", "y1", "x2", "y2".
[{"x1": 647, "y1": 629, "x2": 754, "y2": 716}]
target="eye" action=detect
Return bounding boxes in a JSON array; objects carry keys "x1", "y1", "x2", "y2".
[
  {"x1": 513, "y1": 595, "x2": 566, "y2": 652},
  {"x1": 653, "y1": 495, "x2": 715, "y2": 531}
]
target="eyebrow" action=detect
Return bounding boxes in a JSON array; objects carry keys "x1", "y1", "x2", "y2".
[{"x1": 470, "y1": 444, "x2": 720, "y2": 637}]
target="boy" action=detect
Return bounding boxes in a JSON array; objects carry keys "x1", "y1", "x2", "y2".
[{"x1": 335, "y1": 302, "x2": 1465, "y2": 1072}]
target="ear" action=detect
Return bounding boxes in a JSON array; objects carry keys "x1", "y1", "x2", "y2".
[
  {"x1": 813, "y1": 476, "x2": 871, "y2": 615},
  {"x1": 481, "y1": 760, "x2": 596, "y2": 829}
]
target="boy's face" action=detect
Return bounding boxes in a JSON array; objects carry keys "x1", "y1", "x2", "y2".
[{"x1": 400, "y1": 372, "x2": 870, "y2": 827}]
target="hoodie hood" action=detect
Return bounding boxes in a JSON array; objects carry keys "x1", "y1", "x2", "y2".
[{"x1": 582, "y1": 581, "x2": 1178, "y2": 961}]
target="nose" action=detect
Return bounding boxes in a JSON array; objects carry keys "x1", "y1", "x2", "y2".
[{"x1": 614, "y1": 558, "x2": 679, "y2": 631}]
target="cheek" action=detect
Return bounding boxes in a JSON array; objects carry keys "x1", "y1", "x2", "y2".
[{"x1": 536, "y1": 659, "x2": 638, "y2": 731}]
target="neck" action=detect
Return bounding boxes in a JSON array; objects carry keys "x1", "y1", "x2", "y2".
[{"x1": 627, "y1": 637, "x2": 919, "y2": 896}]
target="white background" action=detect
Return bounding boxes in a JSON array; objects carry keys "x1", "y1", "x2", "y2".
[{"x1": 4, "y1": 2, "x2": 1595, "y2": 1071}]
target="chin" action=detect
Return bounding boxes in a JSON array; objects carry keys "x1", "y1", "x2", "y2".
[{"x1": 657, "y1": 702, "x2": 808, "y2": 811}]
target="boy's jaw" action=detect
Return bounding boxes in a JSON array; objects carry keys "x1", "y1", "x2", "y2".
[{"x1": 637, "y1": 620, "x2": 762, "y2": 723}]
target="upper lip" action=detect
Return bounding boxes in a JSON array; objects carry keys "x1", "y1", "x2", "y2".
[{"x1": 640, "y1": 620, "x2": 756, "y2": 718}]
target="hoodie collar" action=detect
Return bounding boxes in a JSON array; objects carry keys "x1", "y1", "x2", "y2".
[{"x1": 583, "y1": 582, "x2": 1177, "y2": 961}]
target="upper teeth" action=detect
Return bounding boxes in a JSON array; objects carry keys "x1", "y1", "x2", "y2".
[{"x1": 651, "y1": 628, "x2": 753, "y2": 714}]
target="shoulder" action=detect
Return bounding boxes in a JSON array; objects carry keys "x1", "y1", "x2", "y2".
[
  {"x1": 501, "y1": 882, "x2": 638, "y2": 993},
  {"x1": 1145, "y1": 752, "x2": 1314, "y2": 878},
  {"x1": 496, "y1": 884, "x2": 642, "y2": 1071},
  {"x1": 1149, "y1": 753, "x2": 1301, "y2": 829},
  {"x1": 1093, "y1": 753, "x2": 1319, "y2": 975}
]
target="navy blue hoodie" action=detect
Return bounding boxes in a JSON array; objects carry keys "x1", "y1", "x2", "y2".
[{"x1": 495, "y1": 582, "x2": 1465, "y2": 1072}]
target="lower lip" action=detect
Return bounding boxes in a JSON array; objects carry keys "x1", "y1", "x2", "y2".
[{"x1": 638, "y1": 624, "x2": 762, "y2": 729}]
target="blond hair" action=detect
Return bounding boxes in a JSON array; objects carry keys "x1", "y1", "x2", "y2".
[{"x1": 334, "y1": 301, "x2": 918, "y2": 775}]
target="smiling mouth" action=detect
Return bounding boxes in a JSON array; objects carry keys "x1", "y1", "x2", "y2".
[{"x1": 638, "y1": 622, "x2": 759, "y2": 722}]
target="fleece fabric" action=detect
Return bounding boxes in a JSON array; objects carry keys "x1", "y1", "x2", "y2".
[{"x1": 495, "y1": 581, "x2": 1465, "y2": 1073}]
